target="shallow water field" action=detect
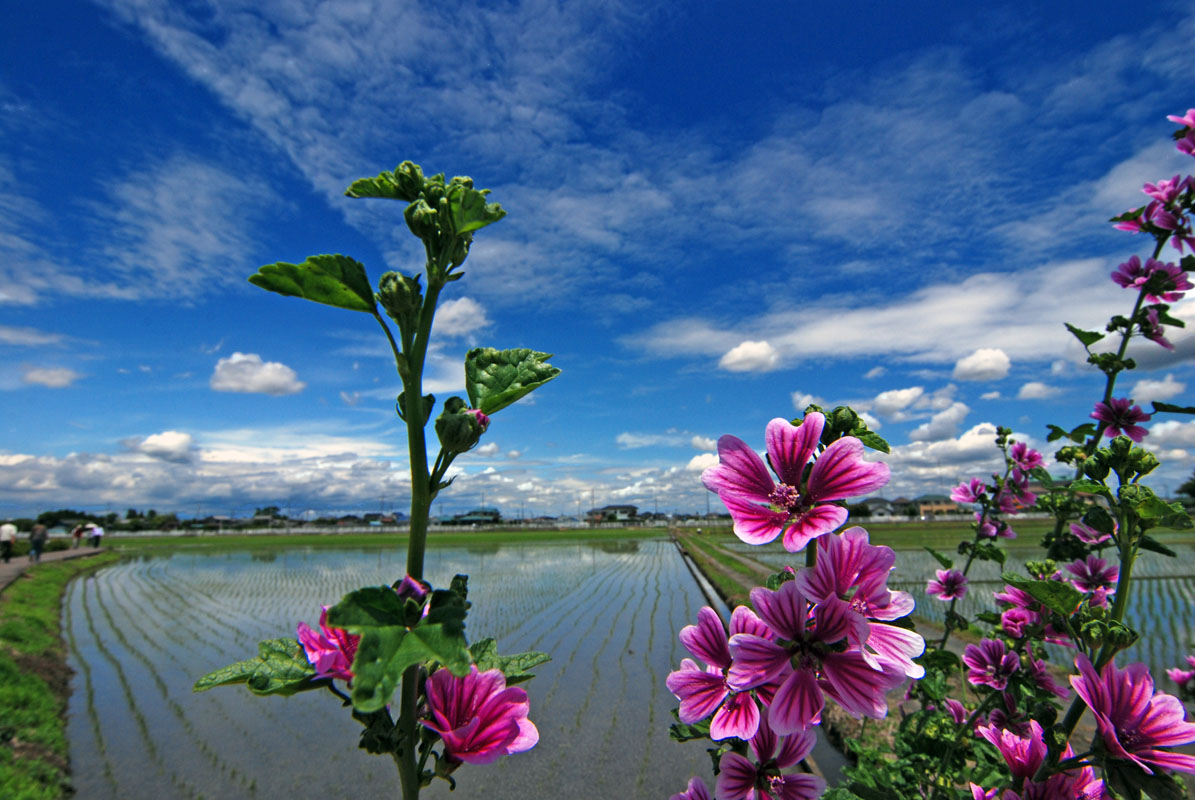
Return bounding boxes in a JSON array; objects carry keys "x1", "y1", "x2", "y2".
[
  {"x1": 64, "y1": 539, "x2": 718, "y2": 799},
  {"x1": 727, "y1": 538, "x2": 1195, "y2": 689}
]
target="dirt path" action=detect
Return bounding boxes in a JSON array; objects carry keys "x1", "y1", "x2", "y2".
[{"x1": 0, "y1": 546, "x2": 109, "y2": 594}]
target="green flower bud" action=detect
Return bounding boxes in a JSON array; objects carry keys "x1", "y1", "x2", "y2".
[
  {"x1": 376, "y1": 271, "x2": 423, "y2": 327},
  {"x1": 435, "y1": 396, "x2": 484, "y2": 454},
  {"x1": 404, "y1": 199, "x2": 439, "y2": 240},
  {"x1": 393, "y1": 161, "x2": 426, "y2": 201}
]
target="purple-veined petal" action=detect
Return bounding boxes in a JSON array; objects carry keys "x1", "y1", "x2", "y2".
[
  {"x1": 774, "y1": 773, "x2": 827, "y2": 800},
  {"x1": 710, "y1": 691, "x2": 761, "y2": 741},
  {"x1": 720, "y1": 491, "x2": 788, "y2": 545},
  {"x1": 863, "y1": 623, "x2": 926, "y2": 679},
  {"x1": 716, "y1": 752, "x2": 758, "y2": 800},
  {"x1": 781, "y1": 504, "x2": 848, "y2": 552},
  {"x1": 730, "y1": 604, "x2": 773, "y2": 639},
  {"x1": 728, "y1": 634, "x2": 792, "y2": 690},
  {"x1": 775, "y1": 726, "x2": 816, "y2": 769},
  {"x1": 667, "y1": 659, "x2": 728, "y2": 723},
  {"x1": 807, "y1": 436, "x2": 890, "y2": 501},
  {"x1": 767, "y1": 669, "x2": 823, "y2": 734},
  {"x1": 680, "y1": 606, "x2": 732, "y2": 668},
  {"x1": 821, "y1": 651, "x2": 899, "y2": 718},
  {"x1": 765, "y1": 414, "x2": 824, "y2": 487},
  {"x1": 703, "y1": 435, "x2": 775, "y2": 500},
  {"x1": 750, "y1": 582, "x2": 808, "y2": 640}
]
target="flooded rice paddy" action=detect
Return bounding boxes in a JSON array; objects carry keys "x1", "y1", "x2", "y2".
[{"x1": 64, "y1": 539, "x2": 721, "y2": 799}]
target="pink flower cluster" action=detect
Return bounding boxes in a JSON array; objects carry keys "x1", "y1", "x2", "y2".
[
  {"x1": 297, "y1": 606, "x2": 361, "y2": 682},
  {"x1": 702, "y1": 414, "x2": 889, "y2": 553},
  {"x1": 668, "y1": 528, "x2": 922, "y2": 742},
  {"x1": 970, "y1": 720, "x2": 1105, "y2": 800},
  {"x1": 1090, "y1": 397, "x2": 1151, "y2": 441}
]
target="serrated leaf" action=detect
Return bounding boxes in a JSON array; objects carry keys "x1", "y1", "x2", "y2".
[
  {"x1": 469, "y1": 637, "x2": 550, "y2": 685},
  {"x1": 345, "y1": 167, "x2": 420, "y2": 201},
  {"x1": 1083, "y1": 506, "x2": 1116, "y2": 535},
  {"x1": 1046, "y1": 424, "x2": 1069, "y2": 442},
  {"x1": 857, "y1": 431, "x2": 890, "y2": 454},
  {"x1": 348, "y1": 623, "x2": 473, "y2": 713},
  {"x1": 465, "y1": 347, "x2": 561, "y2": 415},
  {"x1": 1068, "y1": 423, "x2": 1097, "y2": 442},
  {"x1": 924, "y1": 546, "x2": 953, "y2": 569},
  {"x1": 249, "y1": 254, "x2": 375, "y2": 313},
  {"x1": 193, "y1": 637, "x2": 318, "y2": 696},
  {"x1": 447, "y1": 182, "x2": 505, "y2": 235},
  {"x1": 1153, "y1": 401, "x2": 1195, "y2": 415},
  {"x1": 326, "y1": 586, "x2": 406, "y2": 629},
  {"x1": 1070, "y1": 478, "x2": 1109, "y2": 495},
  {"x1": 1002, "y1": 573, "x2": 1083, "y2": 616},
  {"x1": 1065, "y1": 322, "x2": 1105, "y2": 347}
]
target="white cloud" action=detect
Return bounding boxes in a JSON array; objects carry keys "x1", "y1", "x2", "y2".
[
  {"x1": 872, "y1": 386, "x2": 924, "y2": 417},
  {"x1": 953, "y1": 348, "x2": 1010, "y2": 381},
  {"x1": 0, "y1": 325, "x2": 64, "y2": 347},
  {"x1": 1017, "y1": 381, "x2": 1061, "y2": 399},
  {"x1": 1130, "y1": 374, "x2": 1186, "y2": 406},
  {"x1": 126, "y1": 430, "x2": 195, "y2": 463},
  {"x1": 980, "y1": 391, "x2": 1001, "y2": 400},
  {"x1": 506, "y1": 450, "x2": 521, "y2": 459},
  {"x1": 909, "y1": 402, "x2": 970, "y2": 442},
  {"x1": 340, "y1": 391, "x2": 361, "y2": 406},
  {"x1": 1149, "y1": 419, "x2": 1195, "y2": 448},
  {"x1": 858, "y1": 411, "x2": 882, "y2": 431},
  {"x1": 22, "y1": 366, "x2": 82, "y2": 388},
  {"x1": 210, "y1": 352, "x2": 305, "y2": 395},
  {"x1": 719, "y1": 340, "x2": 780, "y2": 372},
  {"x1": 691, "y1": 435, "x2": 716, "y2": 451},
  {"x1": 474, "y1": 442, "x2": 500, "y2": 457},
  {"x1": 791, "y1": 391, "x2": 822, "y2": 411},
  {"x1": 616, "y1": 431, "x2": 688, "y2": 449},
  {"x1": 435, "y1": 297, "x2": 490, "y2": 338},
  {"x1": 863, "y1": 366, "x2": 886, "y2": 379},
  {"x1": 686, "y1": 453, "x2": 719, "y2": 472}
]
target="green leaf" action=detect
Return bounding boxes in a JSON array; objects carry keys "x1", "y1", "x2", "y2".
[
  {"x1": 1120, "y1": 485, "x2": 1174, "y2": 519},
  {"x1": 249, "y1": 254, "x2": 375, "y2": 313},
  {"x1": 1001, "y1": 573, "x2": 1083, "y2": 616},
  {"x1": 924, "y1": 546, "x2": 953, "y2": 569},
  {"x1": 1138, "y1": 534, "x2": 1178, "y2": 558},
  {"x1": 1069, "y1": 478, "x2": 1109, "y2": 495},
  {"x1": 465, "y1": 348, "x2": 561, "y2": 415},
  {"x1": 348, "y1": 623, "x2": 473, "y2": 713},
  {"x1": 345, "y1": 162, "x2": 425, "y2": 202},
  {"x1": 193, "y1": 637, "x2": 318, "y2": 696},
  {"x1": 857, "y1": 431, "x2": 890, "y2": 454},
  {"x1": 447, "y1": 180, "x2": 506, "y2": 235},
  {"x1": 326, "y1": 586, "x2": 406, "y2": 628},
  {"x1": 1153, "y1": 401, "x2": 1195, "y2": 415},
  {"x1": 1046, "y1": 424, "x2": 1069, "y2": 442},
  {"x1": 1065, "y1": 322, "x2": 1105, "y2": 347},
  {"x1": 469, "y1": 638, "x2": 550, "y2": 685}
]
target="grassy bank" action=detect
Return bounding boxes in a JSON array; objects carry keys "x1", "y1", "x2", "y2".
[{"x1": 0, "y1": 552, "x2": 122, "y2": 800}]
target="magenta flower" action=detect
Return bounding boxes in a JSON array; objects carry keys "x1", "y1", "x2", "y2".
[
  {"x1": 297, "y1": 606, "x2": 360, "y2": 682},
  {"x1": 670, "y1": 777, "x2": 712, "y2": 800},
  {"x1": 728, "y1": 582, "x2": 902, "y2": 734},
  {"x1": 973, "y1": 720, "x2": 1104, "y2": 800},
  {"x1": 667, "y1": 605, "x2": 773, "y2": 740},
  {"x1": 466, "y1": 408, "x2": 491, "y2": 432},
  {"x1": 716, "y1": 711, "x2": 825, "y2": 800},
  {"x1": 963, "y1": 639, "x2": 1020, "y2": 691},
  {"x1": 1142, "y1": 306, "x2": 1175, "y2": 351},
  {"x1": 795, "y1": 527, "x2": 924, "y2": 679},
  {"x1": 926, "y1": 569, "x2": 968, "y2": 601},
  {"x1": 1070, "y1": 520, "x2": 1112, "y2": 546},
  {"x1": 951, "y1": 478, "x2": 987, "y2": 504},
  {"x1": 395, "y1": 574, "x2": 429, "y2": 602},
  {"x1": 1009, "y1": 441, "x2": 1043, "y2": 474},
  {"x1": 1166, "y1": 656, "x2": 1195, "y2": 690},
  {"x1": 1071, "y1": 654, "x2": 1195, "y2": 775},
  {"x1": 1022, "y1": 654, "x2": 1069, "y2": 699},
  {"x1": 422, "y1": 666, "x2": 538, "y2": 765},
  {"x1": 1090, "y1": 397, "x2": 1150, "y2": 441},
  {"x1": 702, "y1": 414, "x2": 890, "y2": 552},
  {"x1": 976, "y1": 511, "x2": 1015, "y2": 539},
  {"x1": 1168, "y1": 109, "x2": 1195, "y2": 129},
  {"x1": 1115, "y1": 255, "x2": 1192, "y2": 304},
  {"x1": 1000, "y1": 606, "x2": 1035, "y2": 639},
  {"x1": 1065, "y1": 555, "x2": 1118, "y2": 594}
]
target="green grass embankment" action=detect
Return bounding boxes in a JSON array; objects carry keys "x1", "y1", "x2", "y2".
[{"x1": 0, "y1": 552, "x2": 122, "y2": 800}]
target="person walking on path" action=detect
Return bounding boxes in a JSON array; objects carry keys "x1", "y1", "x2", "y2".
[
  {"x1": 71, "y1": 524, "x2": 84, "y2": 549},
  {"x1": 88, "y1": 523, "x2": 104, "y2": 548},
  {"x1": 0, "y1": 523, "x2": 15, "y2": 564},
  {"x1": 29, "y1": 524, "x2": 48, "y2": 563}
]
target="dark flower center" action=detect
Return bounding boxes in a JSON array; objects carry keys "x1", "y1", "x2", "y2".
[{"x1": 768, "y1": 483, "x2": 801, "y2": 511}]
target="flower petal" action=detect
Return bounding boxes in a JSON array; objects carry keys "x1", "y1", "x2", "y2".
[
  {"x1": 807, "y1": 436, "x2": 890, "y2": 501},
  {"x1": 703, "y1": 435, "x2": 774, "y2": 500},
  {"x1": 765, "y1": 414, "x2": 824, "y2": 487}
]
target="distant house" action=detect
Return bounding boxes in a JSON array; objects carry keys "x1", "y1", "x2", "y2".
[
  {"x1": 452, "y1": 508, "x2": 502, "y2": 526},
  {"x1": 587, "y1": 505, "x2": 638, "y2": 523},
  {"x1": 859, "y1": 498, "x2": 896, "y2": 519},
  {"x1": 914, "y1": 494, "x2": 964, "y2": 517}
]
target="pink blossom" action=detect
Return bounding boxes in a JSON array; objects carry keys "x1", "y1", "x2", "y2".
[
  {"x1": 795, "y1": 527, "x2": 924, "y2": 679},
  {"x1": 976, "y1": 512, "x2": 1015, "y2": 539},
  {"x1": 1180, "y1": 132, "x2": 1195, "y2": 157},
  {"x1": 951, "y1": 478, "x2": 987, "y2": 504},
  {"x1": 1090, "y1": 397, "x2": 1150, "y2": 441},
  {"x1": 465, "y1": 408, "x2": 491, "y2": 432},
  {"x1": 667, "y1": 606, "x2": 773, "y2": 740},
  {"x1": 670, "y1": 777, "x2": 712, "y2": 800},
  {"x1": 1071, "y1": 654, "x2": 1195, "y2": 775},
  {"x1": 1001, "y1": 606, "x2": 1035, "y2": 639},
  {"x1": 1143, "y1": 175, "x2": 1187, "y2": 205},
  {"x1": 715, "y1": 712, "x2": 826, "y2": 800},
  {"x1": 296, "y1": 606, "x2": 360, "y2": 682},
  {"x1": 1166, "y1": 656, "x2": 1195, "y2": 690},
  {"x1": 963, "y1": 639, "x2": 1020, "y2": 691},
  {"x1": 1065, "y1": 555, "x2": 1119, "y2": 593},
  {"x1": 1168, "y1": 109, "x2": 1195, "y2": 128},
  {"x1": 1070, "y1": 520, "x2": 1112, "y2": 546},
  {"x1": 926, "y1": 569, "x2": 968, "y2": 601},
  {"x1": 943, "y1": 697, "x2": 969, "y2": 726},
  {"x1": 973, "y1": 720, "x2": 1105, "y2": 800},
  {"x1": 422, "y1": 666, "x2": 538, "y2": 765},
  {"x1": 728, "y1": 582, "x2": 902, "y2": 734},
  {"x1": 702, "y1": 414, "x2": 890, "y2": 552},
  {"x1": 1142, "y1": 306, "x2": 1175, "y2": 350},
  {"x1": 1008, "y1": 442, "x2": 1043, "y2": 474},
  {"x1": 395, "y1": 574, "x2": 429, "y2": 602},
  {"x1": 1022, "y1": 654, "x2": 1069, "y2": 699}
]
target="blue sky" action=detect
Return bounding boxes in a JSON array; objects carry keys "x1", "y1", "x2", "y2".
[{"x1": 3, "y1": 0, "x2": 1195, "y2": 520}]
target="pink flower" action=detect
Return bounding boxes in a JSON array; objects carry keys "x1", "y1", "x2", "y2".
[
  {"x1": 1090, "y1": 397, "x2": 1150, "y2": 441},
  {"x1": 1071, "y1": 654, "x2": 1195, "y2": 775},
  {"x1": 396, "y1": 574, "x2": 429, "y2": 602},
  {"x1": 715, "y1": 711, "x2": 826, "y2": 800},
  {"x1": 1022, "y1": 654, "x2": 1070, "y2": 699},
  {"x1": 795, "y1": 527, "x2": 925, "y2": 679},
  {"x1": 974, "y1": 720, "x2": 1104, "y2": 800},
  {"x1": 296, "y1": 606, "x2": 360, "y2": 682},
  {"x1": 1142, "y1": 306, "x2": 1175, "y2": 350},
  {"x1": 976, "y1": 512, "x2": 1015, "y2": 539},
  {"x1": 1065, "y1": 555, "x2": 1118, "y2": 593},
  {"x1": 670, "y1": 777, "x2": 713, "y2": 800},
  {"x1": 963, "y1": 639, "x2": 1020, "y2": 691},
  {"x1": 926, "y1": 569, "x2": 968, "y2": 601},
  {"x1": 728, "y1": 582, "x2": 902, "y2": 734},
  {"x1": 951, "y1": 478, "x2": 987, "y2": 504},
  {"x1": 422, "y1": 666, "x2": 539, "y2": 765},
  {"x1": 702, "y1": 414, "x2": 890, "y2": 552},
  {"x1": 667, "y1": 606, "x2": 773, "y2": 740},
  {"x1": 1143, "y1": 175, "x2": 1187, "y2": 205},
  {"x1": 1168, "y1": 109, "x2": 1195, "y2": 129},
  {"x1": 1008, "y1": 442, "x2": 1043, "y2": 474},
  {"x1": 1070, "y1": 520, "x2": 1112, "y2": 546},
  {"x1": 1166, "y1": 656, "x2": 1195, "y2": 690},
  {"x1": 1001, "y1": 606, "x2": 1035, "y2": 639},
  {"x1": 465, "y1": 408, "x2": 491, "y2": 432}
]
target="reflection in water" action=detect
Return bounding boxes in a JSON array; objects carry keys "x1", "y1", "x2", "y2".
[{"x1": 65, "y1": 540, "x2": 714, "y2": 799}]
